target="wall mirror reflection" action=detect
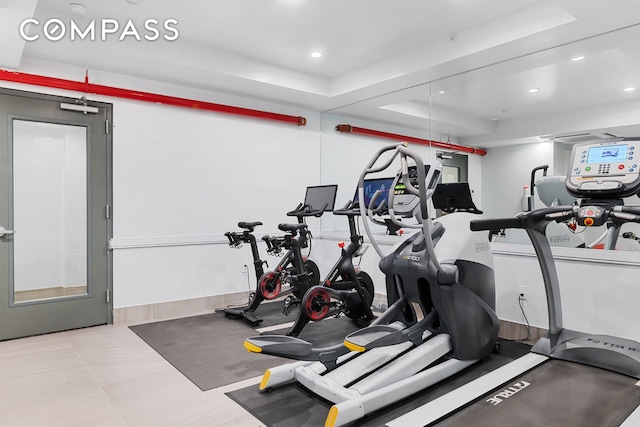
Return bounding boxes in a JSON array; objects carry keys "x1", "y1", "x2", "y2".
[{"x1": 321, "y1": 22, "x2": 640, "y2": 252}]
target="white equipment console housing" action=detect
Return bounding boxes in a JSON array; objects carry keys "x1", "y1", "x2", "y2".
[
  {"x1": 566, "y1": 138, "x2": 640, "y2": 198},
  {"x1": 391, "y1": 164, "x2": 441, "y2": 216}
]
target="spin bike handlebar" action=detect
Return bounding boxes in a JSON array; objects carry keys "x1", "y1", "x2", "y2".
[
  {"x1": 333, "y1": 200, "x2": 360, "y2": 216},
  {"x1": 333, "y1": 198, "x2": 388, "y2": 216},
  {"x1": 224, "y1": 221, "x2": 263, "y2": 246},
  {"x1": 287, "y1": 203, "x2": 328, "y2": 218}
]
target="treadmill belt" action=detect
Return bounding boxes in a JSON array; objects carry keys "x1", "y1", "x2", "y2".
[{"x1": 436, "y1": 360, "x2": 640, "y2": 427}]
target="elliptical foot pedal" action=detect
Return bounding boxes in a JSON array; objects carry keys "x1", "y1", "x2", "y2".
[
  {"x1": 244, "y1": 335, "x2": 312, "y2": 358},
  {"x1": 344, "y1": 324, "x2": 405, "y2": 352}
]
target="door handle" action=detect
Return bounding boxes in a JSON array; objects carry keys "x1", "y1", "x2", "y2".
[{"x1": 0, "y1": 226, "x2": 15, "y2": 237}]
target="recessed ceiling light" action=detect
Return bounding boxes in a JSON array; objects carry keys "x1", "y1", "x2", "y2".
[
  {"x1": 125, "y1": 0, "x2": 142, "y2": 4},
  {"x1": 438, "y1": 90, "x2": 445, "y2": 94},
  {"x1": 490, "y1": 117, "x2": 499, "y2": 121},
  {"x1": 571, "y1": 56, "x2": 584, "y2": 61},
  {"x1": 528, "y1": 88, "x2": 539, "y2": 93},
  {"x1": 310, "y1": 52, "x2": 322, "y2": 58},
  {"x1": 624, "y1": 87, "x2": 636, "y2": 92},
  {"x1": 69, "y1": 3, "x2": 87, "y2": 15}
]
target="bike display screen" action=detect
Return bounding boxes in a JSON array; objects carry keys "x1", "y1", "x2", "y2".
[
  {"x1": 354, "y1": 177, "x2": 395, "y2": 208},
  {"x1": 304, "y1": 184, "x2": 338, "y2": 212}
]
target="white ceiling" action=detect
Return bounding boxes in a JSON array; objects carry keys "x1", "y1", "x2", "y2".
[{"x1": 2, "y1": 0, "x2": 640, "y2": 148}]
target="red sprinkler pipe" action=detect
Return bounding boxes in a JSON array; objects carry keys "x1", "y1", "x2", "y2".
[
  {"x1": 336, "y1": 124, "x2": 487, "y2": 156},
  {"x1": 0, "y1": 69, "x2": 307, "y2": 126}
]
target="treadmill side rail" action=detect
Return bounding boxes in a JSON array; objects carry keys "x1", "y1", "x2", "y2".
[{"x1": 386, "y1": 352, "x2": 548, "y2": 427}]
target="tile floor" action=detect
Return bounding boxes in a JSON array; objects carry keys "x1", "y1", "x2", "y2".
[
  {"x1": 0, "y1": 324, "x2": 265, "y2": 427},
  {"x1": 0, "y1": 316, "x2": 549, "y2": 427}
]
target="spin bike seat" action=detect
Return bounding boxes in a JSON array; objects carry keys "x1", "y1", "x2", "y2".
[
  {"x1": 238, "y1": 221, "x2": 262, "y2": 231},
  {"x1": 278, "y1": 223, "x2": 308, "y2": 233}
]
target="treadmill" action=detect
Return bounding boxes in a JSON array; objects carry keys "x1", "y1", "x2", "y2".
[{"x1": 387, "y1": 138, "x2": 640, "y2": 427}]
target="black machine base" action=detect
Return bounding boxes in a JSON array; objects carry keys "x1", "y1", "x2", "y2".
[{"x1": 224, "y1": 307, "x2": 263, "y2": 327}]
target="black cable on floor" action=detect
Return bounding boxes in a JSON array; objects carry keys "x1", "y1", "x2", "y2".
[{"x1": 518, "y1": 294, "x2": 531, "y2": 342}]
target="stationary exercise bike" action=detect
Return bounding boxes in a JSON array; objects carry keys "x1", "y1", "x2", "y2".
[
  {"x1": 224, "y1": 185, "x2": 337, "y2": 325},
  {"x1": 258, "y1": 216, "x2": 320, "y2": 316},
  {"x1": 285, "y1": 180, "x2": 392, "y2": 336},
  {"x1": 223, "y1": 221, "x2": 269, "y2": 326},
  {"x1": 244, "y1": 143, "x2": 498, "y2": 427}
]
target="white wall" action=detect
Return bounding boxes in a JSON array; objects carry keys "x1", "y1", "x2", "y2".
[
  {"x1": 492, "y1": 244, "x2": 640, "y2": 343},
  {"x1": 109, "y1": 101, "x2": 325, "y2": 307}
]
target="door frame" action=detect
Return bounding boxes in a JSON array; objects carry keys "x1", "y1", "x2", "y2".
[{"x1": 0, "y1": 87, "x2": 113, "y2": 335}]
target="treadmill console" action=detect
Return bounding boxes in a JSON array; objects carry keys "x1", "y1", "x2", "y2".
[{"x1": 566, "y1": 138, "x2": 640, "y2": 199}]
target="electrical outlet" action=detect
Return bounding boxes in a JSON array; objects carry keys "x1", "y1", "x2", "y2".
[{"x1": 518, "y1": 285, "x2": 527, "y2": 300}]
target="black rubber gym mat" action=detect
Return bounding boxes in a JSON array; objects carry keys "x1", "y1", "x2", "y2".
[
  {"x1": 130, "y1": 311, "x2": 288, "y2": 390},
  {"x1": 436, "y1": 359, "x2": 640, "y2": 427},
  {"x1": 130, "y1": 309, "x2": 365, "y2": 391},
  {"x1": 225, "y1": 339, "x2": 531, "y2": 426}
]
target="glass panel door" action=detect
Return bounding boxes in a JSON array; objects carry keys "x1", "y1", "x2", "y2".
[{"x1": 12, "y1": 120, "x2": 88, "y2": 303}]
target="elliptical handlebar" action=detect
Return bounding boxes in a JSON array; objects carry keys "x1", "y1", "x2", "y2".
[
  {"x1": 357, "y1": 142, "x2": 443, "y2": 272},
  {"x1": 366, "y1": 191, "x2": 391, "y2": 227}
]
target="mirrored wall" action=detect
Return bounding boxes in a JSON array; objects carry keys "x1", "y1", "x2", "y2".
[{"x1": 319, "y1": 23, "x2": 640, "y2": 253}]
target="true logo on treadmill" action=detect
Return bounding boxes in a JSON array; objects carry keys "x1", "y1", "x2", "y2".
[
  {"x1": 485, "y1": 381, "x2": 531, "y2": 406},
  {"x1": 403, "y1": 255, "x2": 421, "y2": 262},
  {"x1": 587, "y1": 338, "x2": 638, "y2": 353}
]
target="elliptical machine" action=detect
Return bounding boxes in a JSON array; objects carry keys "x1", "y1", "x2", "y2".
[{"x1": 244, "y1": 143, "x2": 498, "y2": 427}]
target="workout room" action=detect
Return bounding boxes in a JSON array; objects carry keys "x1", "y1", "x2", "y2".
[{"x1": 0, "y1": 1, "x2": 639, "y2": 426}]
